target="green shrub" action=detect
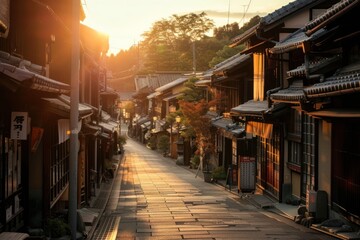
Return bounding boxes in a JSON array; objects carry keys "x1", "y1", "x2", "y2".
[
  {"x1": 190, "y1": 155, "x2": 200, "y2": 168},
  {"x1": 118, "y1": 135, "x2": 127, "y2": 146},
  {"x1": 45, "y1": 217, "x2": 70, "y2": 238},
  {"x1": 157, "y1": 135, "x2": 170, "y2": 154},
  {"x1": 147, "y1": 135, "x2": 157, "y2": 150},
  {"x1": 212, "y1": 166, "x2": 226, "y2": 180}
]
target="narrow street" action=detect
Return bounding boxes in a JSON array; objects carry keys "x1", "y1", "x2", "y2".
[{"x1": 92, "y1": 136, "x2": 335, "y2": 240}]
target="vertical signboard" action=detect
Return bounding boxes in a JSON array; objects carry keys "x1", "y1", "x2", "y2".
[{"x1": 11, "y1": 112, "x2": 28, "y2": 140}]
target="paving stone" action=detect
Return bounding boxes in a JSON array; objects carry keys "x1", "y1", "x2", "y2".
[{"x1": 91, "y1": 139, "x2": 335, "y2": 240}]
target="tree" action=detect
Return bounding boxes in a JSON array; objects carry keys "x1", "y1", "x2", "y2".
[
  {"x1": 213, "y1": 22, "x2": 241, "y2": 41},
  {"x1": 209, "y1": 16, "x2": 261, "y2": 67},
  {"x1": 141, "y1": 12, "x2": 216, "y2": 71},
  {"x1": 209, "y1": 45, "x2": 244, "y2": 67},
  {"x1": 177, "y1": 77, "x2": 221, "y2": 171}
]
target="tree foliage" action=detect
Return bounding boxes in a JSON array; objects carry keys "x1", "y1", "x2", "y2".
[
  {"x1": 177, "y1": 77, "x2": 219, "y2": 154},
  {"x1": 106, "y1": 14, "x2": 262, "y2": 89},
  {"x1": 140, "y1": 12, "x2": 218, "y2": 72}
]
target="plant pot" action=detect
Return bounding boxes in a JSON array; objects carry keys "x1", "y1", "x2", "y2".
[{"x1": 203, "y1": 171, "x2": 212, "y2": 183}]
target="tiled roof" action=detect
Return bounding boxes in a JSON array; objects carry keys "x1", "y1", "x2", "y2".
[
  {"x1": 269, "y1": 28, "x2": 327, "y2": 54},
  {"x1": 305, "y1": 0, "x2": 359, "y2": 36},
  {"x1": 213, "y1": 53, "x2": 251, "y2": 75},
  {"x1": 42, "y1": 95, "x2": 93, "y2": 117},
  {"x1": 229, "y1": 24, "x2": 259, "y2": 47},
  {"x1": 270, "y1": 80, "x2": 305, "y2": 103},
  {"x1": 261, "y1": 0, "x2": 316, "y2": 26},
  {"x1": 304, "y1": 62, "x2": 360, "y2": 98},
  {"x1": 154, "y1": 76, "x2": 189, "y2": 94},
  {"x1": 231, "y1": 100, "x2": 288, "y2": 118},
  {"x1": 211, "y1": 117, "x2": 245, "y2": 137},
  {"x1": 287, "y1": 55, "x2": 342, "y2": 77},
  {"x1": 0, "y1": 62, "x2": 70, "y2": 94},
  {"x1": 230, "y1": 0, "x2": 325, "y2": 47}
]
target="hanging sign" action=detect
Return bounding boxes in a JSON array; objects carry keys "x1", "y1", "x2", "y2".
[{"x1": 11, "y1": 112, "x2": 28, "y2": 140}]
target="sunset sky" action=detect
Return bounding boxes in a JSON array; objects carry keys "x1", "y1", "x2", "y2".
[{"x1": 82, "y1": 0, "x2": 293, "y2": 55}]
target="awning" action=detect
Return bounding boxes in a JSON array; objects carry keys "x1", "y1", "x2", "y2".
[
  {"x1": 41, "y1": 96, "x2": 93, "y2": 119},
  {"x1": 136, "y1": 116, "x2": 150, "y2": 126},
  {"x1": 307, "y1": 108, "x2": 360, "y2": 118},
  {"x1": 98, "y1": 121, "x2": 115, "y2": 133},
  {"x1": 211, "y1": 117, "x2": 245, "y2": 138},
  {"x1": 82, "y1": 123, "x2": 101, "y2": 136},
  {"x1": 57, "y1": 95, "x2": 93, "y2": 117},
  {"x1": 100, "y1": 132, "x2": 111, "y2": 139},
  {"x1": 0, "y1": 62, "x2": 70, "y2": 93},
  {"x1": 231, "y1": 100, "x2": 288, "y2": 119},
  {"x1": 100, "y1": 110, "x2": 111, "y2": 122},
  {"x1": 141, "y1": 121, "x2": 151, "y2": 130}
]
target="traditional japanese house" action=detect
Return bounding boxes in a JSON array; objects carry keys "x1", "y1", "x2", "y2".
[
  {"x1": 208, "y1": 53, "x2": 252, "y2": 186},
  {"x1": 0, "y1": 0, "x2": 112, "y2": 233},
  {"x1": 251, "y1": 0, "x2": 360, "y2": 227},
  {"x1": 229, "y1": 0, "x2": 338, "y2": 201}
]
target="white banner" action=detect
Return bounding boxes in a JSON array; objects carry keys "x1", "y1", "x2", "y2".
[{"x1": 11, "y1": 112, "x2": 28, "y2": 140}]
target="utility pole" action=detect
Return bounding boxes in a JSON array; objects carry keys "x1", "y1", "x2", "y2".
[{"x1": 69, "y1": 0, "x2": 80, "y2": 239}]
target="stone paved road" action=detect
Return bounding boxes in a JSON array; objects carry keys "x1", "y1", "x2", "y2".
[{"x1": 95, "y1": 138, "x2": 335, "y2": 240}]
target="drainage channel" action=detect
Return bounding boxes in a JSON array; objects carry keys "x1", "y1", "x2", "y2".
[{"x1": 91, "y1": 215, "x2": 121, "y2": 240}]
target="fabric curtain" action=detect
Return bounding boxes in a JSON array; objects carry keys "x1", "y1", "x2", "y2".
[
  {"x1": 253, "y1": 53, "x2": 265, "y2": 101},
  {"x1": 58, "y1": 119, "x2": 82, "y2": 144},
  {"x1": 246, "y1": 121, "x2": 273, "y2": 139}
]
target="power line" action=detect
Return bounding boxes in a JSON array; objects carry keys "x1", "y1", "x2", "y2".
[{"x1": 240, "y1": 0, "x2": 252, "y2": 25}]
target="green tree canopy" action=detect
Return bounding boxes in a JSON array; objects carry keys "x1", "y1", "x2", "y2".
[{"x1": 140, "y1": 12, "x2": 219, "y2": 72}]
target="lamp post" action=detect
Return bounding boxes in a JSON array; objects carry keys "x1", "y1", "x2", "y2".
[
  {"x1": 175, "y1": 116, "x2": 184, "y2": 165},
  {"x1": 117, "y1": 101, "x2": 123, "y2": 135},
  {"x1": 169, "y1": 105, "x2": 176, "y2": 158},
  {"x1": 152, "y1": 116, "x2": 157, "y2": 130}
]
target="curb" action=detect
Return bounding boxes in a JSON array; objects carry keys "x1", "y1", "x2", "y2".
[{"x1": 86, "y1": 153, "x2": 124, "y2": 240}]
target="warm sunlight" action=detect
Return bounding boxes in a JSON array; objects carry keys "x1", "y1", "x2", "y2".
[{"x1": 82, "y1": 0, "x2": 294, "y2": 55}]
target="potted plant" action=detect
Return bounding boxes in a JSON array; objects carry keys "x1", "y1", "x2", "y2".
[
  {"x1": 211, "y1": 166, "x2": 226, "y2": 182},
  {"x1": 190, "y1": 154, "x2": 200, "y2": 169},
  {"x1": 202, "y1": 146, "x2": 212, "y2": 183},
  {"x1": 45, "y1": 217, "x2": 70, "y2": 239},
  {"x1": 157, "y1": 135, "x2": 170, "y2": 156}
]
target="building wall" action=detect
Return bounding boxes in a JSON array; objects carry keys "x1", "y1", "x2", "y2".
[{"x1": 318, "y1": 121, "x2": 331, "y2": 201}]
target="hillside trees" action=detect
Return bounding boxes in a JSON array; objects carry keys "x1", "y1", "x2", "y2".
[
  {"x1": 140, "y1": 12, "x2": 220, "y2": 72},
  {"x1": 106, "y1": 14, "x2": 262, "y2": 89}
]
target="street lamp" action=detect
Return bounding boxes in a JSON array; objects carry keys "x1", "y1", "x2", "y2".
[
  {"x1": 175, "y1": 116, "x2": 184, "y2": 165},
  {"x1": 169, "y1": 106, "x2": 176, "y2": 158},
  {"x1": 152, "y1": 116, "x2": 158, "y2": 130},
  {"x1": 175, "y1": 115, "x2": 181, "y2": 124}
]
